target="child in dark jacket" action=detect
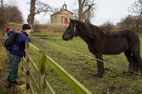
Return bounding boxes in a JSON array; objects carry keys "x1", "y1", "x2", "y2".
[{"x1": 7, "y1": 24, "x2": 31, "y2": 86}]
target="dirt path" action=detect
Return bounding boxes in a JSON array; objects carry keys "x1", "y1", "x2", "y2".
[
  {"x1": 0, "y1": 40, "x2": 18, "y2": 94},
  {"x1": 0, "y1": 62, "x2": 18, "y2": 94}
]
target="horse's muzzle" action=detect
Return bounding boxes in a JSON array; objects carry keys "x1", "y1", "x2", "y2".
[{"x1": 62, "y1": 35, "x2": 69, "y2": 41}]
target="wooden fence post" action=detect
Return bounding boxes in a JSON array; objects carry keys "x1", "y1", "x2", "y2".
[
  {"x1": 25, "y1": 40, "x2": 30, "y2": 94},
  {"x1": 47, "y1": 40, "x2": 48, "y2": 56},
  {"x1": 24, "y1": 41, "x2": 92, "y2": 94},
  {"x1": 38, "y1": 50, "x2": 46, "y2": 94}
]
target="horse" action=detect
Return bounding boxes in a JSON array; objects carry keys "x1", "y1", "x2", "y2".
[{"x1": 62, "y1": 19, "x2": 142, "y2": 77}]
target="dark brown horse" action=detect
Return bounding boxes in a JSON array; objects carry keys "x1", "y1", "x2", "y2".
[{"x1": 62, "y1": 19, "x2": 142, "y2": 77}]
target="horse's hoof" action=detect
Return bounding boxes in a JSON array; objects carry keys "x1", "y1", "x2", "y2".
[
  {"x1": 123, "y1": 71, "x2": 132, "y2": 76},
  {"x1": 104, "y1": 68, "x2": 109, "y2": 71},
  {"x1": 140, "y1": 70, "x2": 142, "y2": 74},
  {"x1": 94, "y1": 74, "x2": 103, "y2": 78}
]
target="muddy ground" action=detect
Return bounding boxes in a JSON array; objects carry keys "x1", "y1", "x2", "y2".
[{"x1": 0, "y1": 39, "x2": 18, "y2": 94}]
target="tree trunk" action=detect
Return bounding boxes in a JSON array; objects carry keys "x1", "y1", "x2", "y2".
[
  {"x1": 27, "y1": 0, "x2": 36, "y2": 26},
  {"x1": 78, "y1": 0, "x2": 84, "y2": 21},
  {"x1": 1, "y1": 0, "x2": 3, "y2": 8},
  {"x1": 78, "y1": 0, "x2": 95, "y2": 22}
]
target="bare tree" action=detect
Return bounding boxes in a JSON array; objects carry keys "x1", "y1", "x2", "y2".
[
  {"x1": 27, "y1": 0, "x2": 36, "y2": 26},
  {"x1": 0, "y1": 7, "x2": 5, "y2": 34},
  {"x1": 119, "y1": 15, "x2": 133, "y2": 29},
  {"x1": 51, "y1": 8, "x2": 60, "y2": 14},
  {"x1": 1, "y1": 0, "x2": 3, "y2": 8},
  {"x1": 0, "y1": 6, "x2": 23, "y2": 28},
  {"x1": 28, "y1": 0, "x2": 52, "y2": 27},
  {"x1": 5, "y1": 6, "x2": 23, "y2": 23},
  {"x1": 102, "y1": 20, "x2": 114, "y2": 32},
  {"x1": 118, "y1": 15, "x2": 142, "y2": 32},
  {"x1": 128, "y1": 0, "x2": 142, "y2": 32},
  {"x1": 129, "y1": 0, "x2": 142, "y2": 15},
  {"x1": 84, "y1": 6, "x2": 95, "y2": 22},
  {"x1": 73, "y1": 9, "x2": 78, "y2": 20},
  {"x1": 35, "y1": 2, "x2": 52, "y2": 14},
  {"x1": 77, "y1": 0, "x2": 95, "y2": 22}
]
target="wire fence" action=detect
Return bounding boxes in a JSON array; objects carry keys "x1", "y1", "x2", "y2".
[
  {"x1": 21, "y1": 41, "x2": 93, "y2": 94},
  {"x1": 31, "y1": 36, "x2": 142, "y2": 76}
]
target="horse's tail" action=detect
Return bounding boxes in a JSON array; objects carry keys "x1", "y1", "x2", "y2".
[{"x1": 140, "y1": 56, "x2": 142, "y2": 74}]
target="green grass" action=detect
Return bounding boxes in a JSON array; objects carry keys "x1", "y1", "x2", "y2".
[
  {"x1": 30, "y1": 33, "x2": 142, "y2": 94},
  {"x1": 0, "y1": 46, "x2": 7, "y2": 72},
  {"x1": 0, "y1": 45, "x2": 8, "y2": 94}
]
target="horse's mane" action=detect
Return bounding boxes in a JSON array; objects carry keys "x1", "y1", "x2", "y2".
[
  {"x1": 87, "y1": 22, "x2": 105, "y2": 33},
  {"x1": 75, "y1": 20, "x2": 105, "y2": 39}
]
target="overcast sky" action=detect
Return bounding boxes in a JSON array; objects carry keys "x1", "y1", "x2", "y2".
[{"x1": 5, "y1": 0, "x2": 135, "y2": 25}]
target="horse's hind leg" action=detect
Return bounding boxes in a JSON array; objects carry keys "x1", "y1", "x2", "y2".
[
  {"x1": 124, "y1": 50, "x2": 136, "y2": 73},
  {"x1": 132, "y1": 52, "x2": 142, "y2": 74}
]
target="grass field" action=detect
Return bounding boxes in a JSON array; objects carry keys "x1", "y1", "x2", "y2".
[
  {"x1": 0, "y1": 47, "x2": 5, "y2": 94},
  {"x1": 0, "y1": 41, "x2": 9, "y2": 94},
  {"x1": 30, "y1": 32, "x2": 142, "y2": 94}
]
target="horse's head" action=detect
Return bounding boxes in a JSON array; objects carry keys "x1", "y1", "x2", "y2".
[{"x1": 62, "y1": 19, "x2": 79, "y2": 41}]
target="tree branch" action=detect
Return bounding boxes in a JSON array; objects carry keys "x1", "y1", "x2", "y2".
[{"x1": 83, "y1": 3, "x2": 95, "y2": 15}]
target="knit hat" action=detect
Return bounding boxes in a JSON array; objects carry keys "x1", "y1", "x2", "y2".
[{"x1": 22, "y1": 24, "x2": 31, "y2": 30}]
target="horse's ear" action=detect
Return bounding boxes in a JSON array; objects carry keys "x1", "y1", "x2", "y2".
[
  {"x1": 70, "y1": 19, "x2": 77, "y2": 24},
  {"x1": 70, "y1": 19, "x2": 73, "y2": 22},
  {"x1": 70, "y1": 19, "x2": 76, "y2": 24}
]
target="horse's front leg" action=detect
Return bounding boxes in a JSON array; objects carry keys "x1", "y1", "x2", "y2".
[{"x1": 95, "y1": 54, "x2": 104, "y2": 77}]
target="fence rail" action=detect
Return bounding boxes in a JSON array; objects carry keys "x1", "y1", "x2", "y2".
[
  {"x1": 32, "y1": 36, "x2": 142, "y2": 76},
  {"x1": 21, "y1": 41, "x2": 92, "y2": 94}
]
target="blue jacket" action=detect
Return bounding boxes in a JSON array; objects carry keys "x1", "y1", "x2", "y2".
[{"x1": 10, "y1": 30, "x2": 31, "y2": 57}]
